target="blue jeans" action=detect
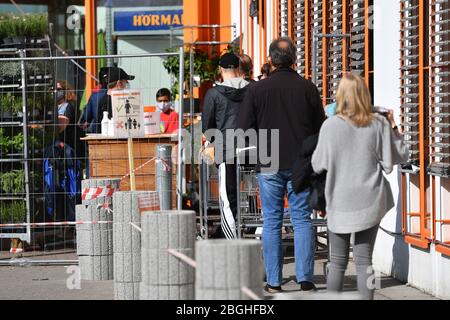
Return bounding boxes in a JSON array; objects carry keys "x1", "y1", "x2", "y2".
[{"x1": 258, "y1": 170, "x2": 315, "y2": 286}]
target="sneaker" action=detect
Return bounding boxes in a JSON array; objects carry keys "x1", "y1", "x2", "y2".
[
  {"x1": 299, "y1": 281, "x2": 317, "y2": 291},
  {"x1": 264, "y1": 284, "x2": 283, "y2": 294}
]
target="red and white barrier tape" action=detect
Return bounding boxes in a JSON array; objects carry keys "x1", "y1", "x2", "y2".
[
  {"x1": 0, "y1": 220, "x2": 113, "y2": 228},
  {"x1": 81, "y1": 185, "x2": 116, "y2": 201},
  {"x1": 121, "y1": 157, "x2": 171, "y2": 181}
]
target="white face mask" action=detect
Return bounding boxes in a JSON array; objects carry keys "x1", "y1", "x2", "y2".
[
  {"x1": 123, "y1": 82, "x2": 131, "y2": 90},
  {"x1": 157, "y1": 101, "x2": 171, "y2": 112}
]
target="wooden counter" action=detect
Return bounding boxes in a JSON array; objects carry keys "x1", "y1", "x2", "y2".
[{"x1": 82, "y1": 134, "x2": 178, "y2": 209}]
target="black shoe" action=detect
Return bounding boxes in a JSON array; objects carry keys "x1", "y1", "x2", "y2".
[
  {"x1": 264, "y1": 284, "x2": 283, "y2": 294},
  {"x1": 299, "y1": 281, "x2": 317, "y2": 291}
]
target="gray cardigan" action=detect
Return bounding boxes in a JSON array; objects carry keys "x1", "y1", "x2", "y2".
[{"x1": 311, "y1": 114, "x2": 409, "y2": 234}]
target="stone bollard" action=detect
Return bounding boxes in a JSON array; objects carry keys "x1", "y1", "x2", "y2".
[
  {"x1": 76, "y1": 205, "x2": 114, "y2": 280},
  {"x1": 155, "y1": 145, "x2": 172, "y2": 210},
  {"x1": 113, "y1": 190, "x2": 159, "y2": 300},
  {"x1": 195, "y1": 240, "x2": 264, "y2": 300},
  {"x1": 76, "y1": 178, "x2": 119, "y2": 281},
  {"x1": 139, "y1": 210, "x2": 196, "y2": 300}
]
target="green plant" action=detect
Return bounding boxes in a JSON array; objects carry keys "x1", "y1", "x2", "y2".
[
  {"x1": 163, "y1": 48, "x2": 217, "y2": 98},
  {"x1": 0, "y1": 16, "x2": 17, "y2": 38},
  {"x1": 0, "y1": 62, "x2": 20, "y2": 77},
  {"x1": 0, "y1": 93, "x2": 22, "y2": 114},
  {"x1": 0, "y1": 201, "x2": 26, "y2": 223},
  {"x1": 0, "y1": 170, "x2": 25, "y2": 194},
  {"x1": 163, "y1": 45, "x2": 240, "y2": 98},
  {"x1": 9, "y1": 132, "x2": 24, "y2": 151},
  {"x1": 24, "y1": 14, "x2": 47, "y2": 38},
  {"x1": 0, "y1": 13, "x2": 47, "y2": 39},
  {"x1": 0, "y1": 129, "x2": 9, "y2": 153}
]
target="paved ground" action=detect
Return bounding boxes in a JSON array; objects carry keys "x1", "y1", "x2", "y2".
[{"x1": 0, "y1": 249, "x2": 438, "y2": 300}]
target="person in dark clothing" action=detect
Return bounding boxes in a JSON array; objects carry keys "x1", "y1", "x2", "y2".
[
  {"x1": 202, "y1": 52, "x2": 249, "y2": 240},
  {"x1": 239, "y1": 37, "x2": 326, "y2": 293},
  {"x1": 78, "y1": 67, "x2": 109, "y2": 134},
  {"x1": 258, "y1": 62, "x2": 272, "y2": 80},
  {"x1": 56, "y1": 81, "x2": 78, "y2": 152},
  {"x1": 97, "y1": 67, "x2": 135, "y2": 123},
  {"x1": 239, "y1": 54, "x2": 255, "y2": 83}
]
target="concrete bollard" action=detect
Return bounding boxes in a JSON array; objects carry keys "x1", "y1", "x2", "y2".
[
  {"x1": 76, "y1": 178, "x2": 119, "y2": 281},
  {"x1": 113, "y1": 191, "x2": 159, "y2": 300},
  {"x1": 76, "y1": 204, "x2": 114, "y2": 280},
  {"x1": 195, "y1": 240, "x2": 264, "y2": 300},
  {"x1": 140, "y1": 210, "x2": 196, "y2": 300},
  {"x1": 155, "y1": 145, "x2": 172, "y2": 210}
]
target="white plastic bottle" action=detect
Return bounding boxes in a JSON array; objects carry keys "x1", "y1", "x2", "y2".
[{"x1": 101, "y1": 111, "x2": 109, "y2": 136}]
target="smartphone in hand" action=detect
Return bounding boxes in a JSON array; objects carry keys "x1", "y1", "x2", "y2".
[{"x1": 373, "y1": 106, "x2": 390, "y2": 116}]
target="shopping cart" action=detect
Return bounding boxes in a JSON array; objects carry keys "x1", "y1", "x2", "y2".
[{"x1": 198, "y1": 151, "x2": 221, "y2": 239}]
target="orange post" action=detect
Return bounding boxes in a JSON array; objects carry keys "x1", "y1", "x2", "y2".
[
  {"x1": 364, "y1": 0, "x2": 370, "y2": 85},
  {"x1": 84, "y1": 0, "x2": 97, "y2": 101},
  {"x1": 273, "y1": 0, "x2": 279, "y2": 39},
  {"x1": 240, "y1": 0, "x2": 243, "y2": 54},
  {"x1": 305, "y1": 0, "x2": 310, "y2": 79},
  {"x1": 218, "y1": 0, "x2": 232, "y2": 54},
  {"x1": 259, "y1": 0, "x2": 265, "y2": 68},
  {"x1": 418, "y1": 0, "x2": 429, "y2": 246},
  {"x1": 287, "y1": 0, "x2": 293, "y2": 39}
]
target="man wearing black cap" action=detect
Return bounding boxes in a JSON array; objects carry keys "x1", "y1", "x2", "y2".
[
  {"x1": 97, "y1": 67, "x2": 135, "y2": 122},
  {"x1": 202, "y1": 52, "x2": 249, "y2": 239}
]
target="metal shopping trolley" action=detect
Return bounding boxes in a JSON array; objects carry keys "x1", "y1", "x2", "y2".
[{"x1": 198, "y1": 146, "x2": 221, "y2": 239}]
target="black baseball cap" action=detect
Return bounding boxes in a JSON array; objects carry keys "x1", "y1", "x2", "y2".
[
  {"x1": 102, "y1": 67, "x2": 135, "y2": 84},
  {"x1": 219, "y1": 53, "x2": 240, "y2": 69}
]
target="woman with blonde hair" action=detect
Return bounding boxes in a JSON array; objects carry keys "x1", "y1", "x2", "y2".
[{"x1": 311, "y1": 73, "x2": 409, "y2": 299}]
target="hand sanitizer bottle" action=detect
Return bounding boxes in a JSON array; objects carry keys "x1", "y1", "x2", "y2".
[{"x1": 101, "y1": 111, "x2": 109, "y2": 136}]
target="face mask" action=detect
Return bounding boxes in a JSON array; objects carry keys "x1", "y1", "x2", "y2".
[
  {"x1": 56, "y1": 90, "x2": 65, "y2": 102},
  {"x1": 124, "y1": 82, "x2": 131, "y2": 90},
  {"x1": 157, "y1": 101, "x2": 171, "y2": 112}
]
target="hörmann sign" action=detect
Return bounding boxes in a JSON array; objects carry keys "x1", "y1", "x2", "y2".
[{"x1": 113, "y1": 6, "x2": 183, "y2": 35}]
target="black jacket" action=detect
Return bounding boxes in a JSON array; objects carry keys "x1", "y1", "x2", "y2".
[
  {"x1": 292, "y1": 134, "x2": 326, "y2": 211},
  {"x1": 238, "y1": 68, "x2": 326, "y2": 171},
  {"x1": 202, "y1": 84, "x2": 248, "y2": 162}
]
